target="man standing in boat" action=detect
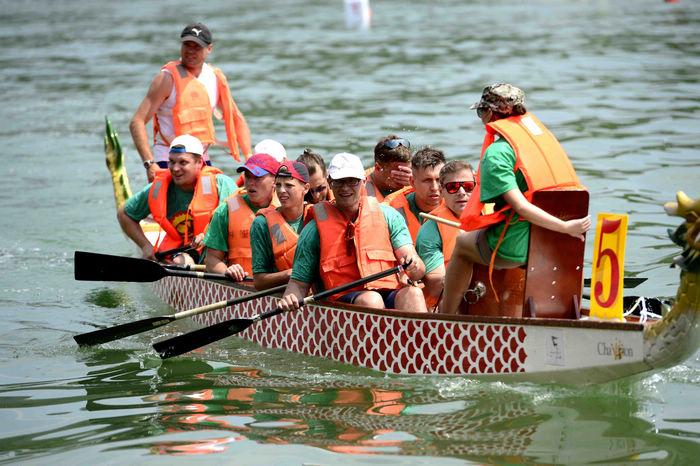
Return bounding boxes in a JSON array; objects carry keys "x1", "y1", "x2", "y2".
[
  {"x1": 415, "y1": 160, "x2": 475, "y2": 309},
  {"x1": 363, "y1": 135, "x2": 413, "y2": 202},
  {"x1": 117, "y1": 135, "x2": 239, "y2": 264},
  {"x1": 250, "y1": 161, "x2": 310, "y2": 290},
  {"x1": 203, "y1": 154, "x2": 279, "y2": 280},
  {"x1": 130, "y1": 22, "x2": 252, "y2": 183},
  {"x1": 383, "y1": 147, "x2": 446, "y2": 242},
  {"x1": 277, "y1": 152, "x2": 427, "y2": 313},
  {"x1": 441, "y1": 83, "x2": 591, "y2": 314}
]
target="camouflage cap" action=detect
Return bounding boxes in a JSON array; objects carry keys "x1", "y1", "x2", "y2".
[{"x1": 469, "y1": 83, "x2": 525, "y2": 116}]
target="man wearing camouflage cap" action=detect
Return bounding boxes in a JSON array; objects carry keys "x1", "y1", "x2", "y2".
[
  {"x1": 130, "y1": 22, "x2": 252, "y2": 183},
  {"x1": 440, "y1": 83, "x2": 591, "y2": 314}
]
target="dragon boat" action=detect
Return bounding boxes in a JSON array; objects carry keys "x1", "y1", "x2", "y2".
[{"x1": 99, "y1": 116, "x2": 700, "y2": 385}]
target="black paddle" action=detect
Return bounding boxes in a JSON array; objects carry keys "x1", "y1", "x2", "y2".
[
  {"x1": 73, "y1": 283, "x2": 287, "y2": 346},
  {"x1": 154, "y1": 244, "x2": 195, "y2": 261},
  {"x1": 154, "y1": 261, "x2": 410, "y2": 359},
  {"x1": 583, "y1": 277, "x2": 646, "y2": 289},
  {"x1": 74, "y1": 251, "x2": 236, "y2": 283}
]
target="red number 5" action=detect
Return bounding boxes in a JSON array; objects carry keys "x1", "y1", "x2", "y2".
[{"x1": 594, "y1": 218, "x2": 622, "y2": 308}]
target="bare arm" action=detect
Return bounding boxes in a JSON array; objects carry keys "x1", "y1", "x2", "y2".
[
  {"x1": 277, "y1": 279, "x2": 313, "y2": 312},
  {"x1": 253, "y1": 269, "x2": 292, "y2": 291},
  {"x1": 423, "y1": 264, "x2": 445, "y2": 299},
  {"x1": 503, "y1": 188, "x2": 591, "y2": 240},
  {"x1": 129, "y1": 71, "x2": 173, "y2": 182},
  {"x1": 206, "y1": 247, "x2": 248, "y2": 281},
  {"x1": 117, "y1": 206, "x2": 155, "y2": 261},
  {"x1": 394, "y1": 244, "x2": 426, "y2": 282}
]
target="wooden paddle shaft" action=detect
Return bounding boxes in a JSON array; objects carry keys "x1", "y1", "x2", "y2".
[{"x1": 419, "y1": 212, "x2": 460, "y2": 228}]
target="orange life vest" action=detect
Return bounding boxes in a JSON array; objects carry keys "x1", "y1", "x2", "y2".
[
  {"x1": 155, "y1": 61, "x2": 252, "y2": 161},
  {"x1": 422, "y1": 204, "x2": 460, "y2": 309},
  {"x1": 225, "y1": 194, "x2": 278, "y2": 274},
  {"x1": 312, "y1": 197, "x2": 400, "y2": 300},
  {"x1": 363, "y1": 168, "x2": 386, "y2": 202},
  {"x1": 460, "y1": 112, "x2": 584, "y2": 232},
  {"x1": 383, "y1": 186, "x2": 437, "y2": 243},
  {"x1": 256, "y1": 207, "x2": 299, "y2": 272},
  {"x1": 148, "y1": 165, "x2": 223, "y2": 252}
]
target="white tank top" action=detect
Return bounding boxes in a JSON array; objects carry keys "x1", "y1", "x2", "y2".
[{"x1": 153, "y1": 62, "x2": 218, "y2": 163}]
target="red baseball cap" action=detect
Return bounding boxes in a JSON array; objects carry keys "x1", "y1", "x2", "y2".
[
  {"x1": 236, "y1": 153, "x2": 280, "y2": 177},
  {"x1": 276, "y1": 161, "x2": 310, "y2": 183}
]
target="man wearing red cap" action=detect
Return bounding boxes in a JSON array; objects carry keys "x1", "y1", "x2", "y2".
[
  {"x1": 117, "y1": 135, "x2": 239, "y2": 264},
  {"x1": 130, "y1": 22, "x2": 252, "y2": 183},
  {"x1": 250, "y1": 161, "x2": 311, "y2": 290},
  {"x1": 203, "y1": 153, "x2": 280, "y2": 280}
]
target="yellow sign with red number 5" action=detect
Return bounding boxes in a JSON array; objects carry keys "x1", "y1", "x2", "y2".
[{"x1": 590, "y1": 213, "x2": 629, "y2": 321}]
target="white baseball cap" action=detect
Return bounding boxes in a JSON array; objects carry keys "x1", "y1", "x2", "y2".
[
  {"x1": 328, "y1": 152, "x2": 366, "y2": 180},
  {"x1": 169, "y1": 134, "x2": 203, "y2": 156},
  {"x1": 254, "y1": 139, "x2": 286, "y2": 162}
]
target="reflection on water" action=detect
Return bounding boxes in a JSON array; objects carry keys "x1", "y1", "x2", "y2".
[{"x1": 2, "y1": 358, "x2": 699, "y2": 462}]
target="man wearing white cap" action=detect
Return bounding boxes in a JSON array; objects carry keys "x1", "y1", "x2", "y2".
[
  {"x1": 130, "y1": 22, "x2": 252, "y2": 183},
  {"x1": 278, "y1": 152, "x2": 427, "y2": 313},
  {"x1": 117, "y1": 135, "x2": 238, "y2": 264}
]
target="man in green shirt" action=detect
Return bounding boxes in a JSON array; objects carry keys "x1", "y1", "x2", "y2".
[
  {"x1": 203, "y1": 153, "x2": 279, "y2": 280},
  {"x1": 277, "y1": 152, "x2": 427, "y2": 313},
  {"x1": 250, "y1": 161, "x2": 310, "y2": 290},
  {"x1": 117, "y1": 134, "x2": 238, "y2": 264},
  {"x1": 416, "y1": 161, "x2": 475, "y2": 308}
]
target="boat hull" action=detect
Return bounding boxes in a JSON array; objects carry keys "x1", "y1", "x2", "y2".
[{"x1": 151, "y1": 276, "x2": 658, "y2": 384}]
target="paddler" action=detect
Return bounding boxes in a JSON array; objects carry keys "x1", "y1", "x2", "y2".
[
  {"x1": 383, "y1": 147, "x2": 446, "y2": 242},
  {"x1": 296, "y1": 149, "x2": 333, "y2": 204},
  {"x1": 441, "y1": 83, "x2": 591, "y2": 314},
  {"x1": 203, "y1": 154, "x2": 279, "y2": 281},
  {"x1": 415, "y1": 161, "x2": 475, "y2": 309},
  {"x1": 130, "y1": 22, "x2": 252, "y2": 183},
  {"x1": 277, "y1": 152, "x2": 427, "y2": 313},
  {"x1": 117, "y1": 135, "x2": 239, "y2": 264},
  {"x1": 250, "y1": 161, "x2": 310, "y2": 290},
  {"x1": 363, "y1": 135, "x2": 413, "y2": 202}
]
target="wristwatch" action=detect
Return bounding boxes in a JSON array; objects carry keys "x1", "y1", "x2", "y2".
[{"x1": 143, "y1": 159, "x2": 156, "y2": 168}]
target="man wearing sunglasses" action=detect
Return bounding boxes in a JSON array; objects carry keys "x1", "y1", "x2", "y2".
[
  {"x1": 415, "y1": 161, "x2": 475, "y2": 309},
  {"x1": 278, "y1": 152, "x2": 427, "y2": 314},
  {"x1": 441, "y1": 83, "x2": 590, "y2": 314},
  {"x1": 296, "y1": 149, "x2": 333, "y2": 204},
  {"x1": 363, "y1": 134, "x2": 413, "y2": 202},
  {"x1": 383, "y1": 147, "x2": 446, "y2": 242}
]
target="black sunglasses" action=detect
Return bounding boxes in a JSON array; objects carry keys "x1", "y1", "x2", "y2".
[
  {"x1": 443, "y1": 180, "x2": 475, "y2": 194},
  {"x1": 382, "y1": 138, "x2": 411, "y2": 150}
]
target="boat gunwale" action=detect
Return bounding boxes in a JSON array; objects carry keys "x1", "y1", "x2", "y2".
[{"x1": 177, "y1": 277, "x2": 648, "y2": 332}]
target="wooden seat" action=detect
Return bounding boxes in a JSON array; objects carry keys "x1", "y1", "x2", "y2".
[{"x1": 522, "y1": 189, "x2": 589, "y2": 319}]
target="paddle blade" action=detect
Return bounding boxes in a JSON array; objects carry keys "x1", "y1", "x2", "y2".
[
  {"x1": 153, "y1": 318, "x2": 254, "y2": 359},
  {"x1": 74, "y1": 251, "x2": 166, "y2": 282},
  {"x1": 74, "y1": 316, "x2": 177, "y2": 347}
]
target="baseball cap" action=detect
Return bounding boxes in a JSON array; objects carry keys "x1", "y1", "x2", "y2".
[
  {"x1": 276, "y1": 161, "x2": 310, "y2": 183},
  {"x1": 180, "y1": 23, "x2": 212, "y2": 47},
  {"x1": 470, "y1": 83, "x2": 525, "y2": 116},
  {"x1": 236, "y1": 153, "x2": 280, "y2": 177},
  {"x1": 328, "y1": 152, "x2": 366, "y2": 180},
  {"x1": 254, "y1": 139, "x2": 286, "y2": 162},
  {"x1": 169, "y1": 134, "x2": 204, "y2": 156}
]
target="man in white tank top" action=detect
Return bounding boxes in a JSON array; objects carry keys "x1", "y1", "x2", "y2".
[{"x1": 130, "y1": 23, "x2": 250, "y2": 182}]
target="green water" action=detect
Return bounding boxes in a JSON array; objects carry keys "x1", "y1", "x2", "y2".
[{"x1": 1, "y1": 0, "x2": 699, "y2": 463}]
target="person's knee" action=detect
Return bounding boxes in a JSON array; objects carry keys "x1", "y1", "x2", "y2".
[
  {"x1": 354, "y1": 291, "x2": 384, "y2": 309},
  {"x1": 395, "y1": 287, "x2": 428, "y2": 312}
]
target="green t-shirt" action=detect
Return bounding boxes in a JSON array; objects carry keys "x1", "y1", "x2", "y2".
[
  {"x1": 415, "y1": 219, "x2": 444, "y2": 273},
  {"x1": 250, "y1": 211, "x2": 305, "y2": 274},
  {"x1": 202, "y1": 194, "x2": 268, "y2": 252},
  {"x1": 290, "y1": 204, "x2": 412, "y2": 291},
  {"x1": 479, "y1": 138, "x2": 530, "y2": 263},
  {"x1": 124, "y1": 173, "x2": 239, "y2": 226}
]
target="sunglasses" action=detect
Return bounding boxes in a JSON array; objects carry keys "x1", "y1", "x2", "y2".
[
  {"x1": 329, "y1": 178, "x2": 361, "y2": 188},
  {"x1": 382, "y1": 138, "x2": 411, "y2": 150},
  {"x1": 309, "y1": 185, "x2": 327, "y2": 194},
  {"x1": 443, "y1": 180, "x2": 475, "y2": 194},
  {"x1": 476, "y1": 105, "x2": 490, "y2": 118}
]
